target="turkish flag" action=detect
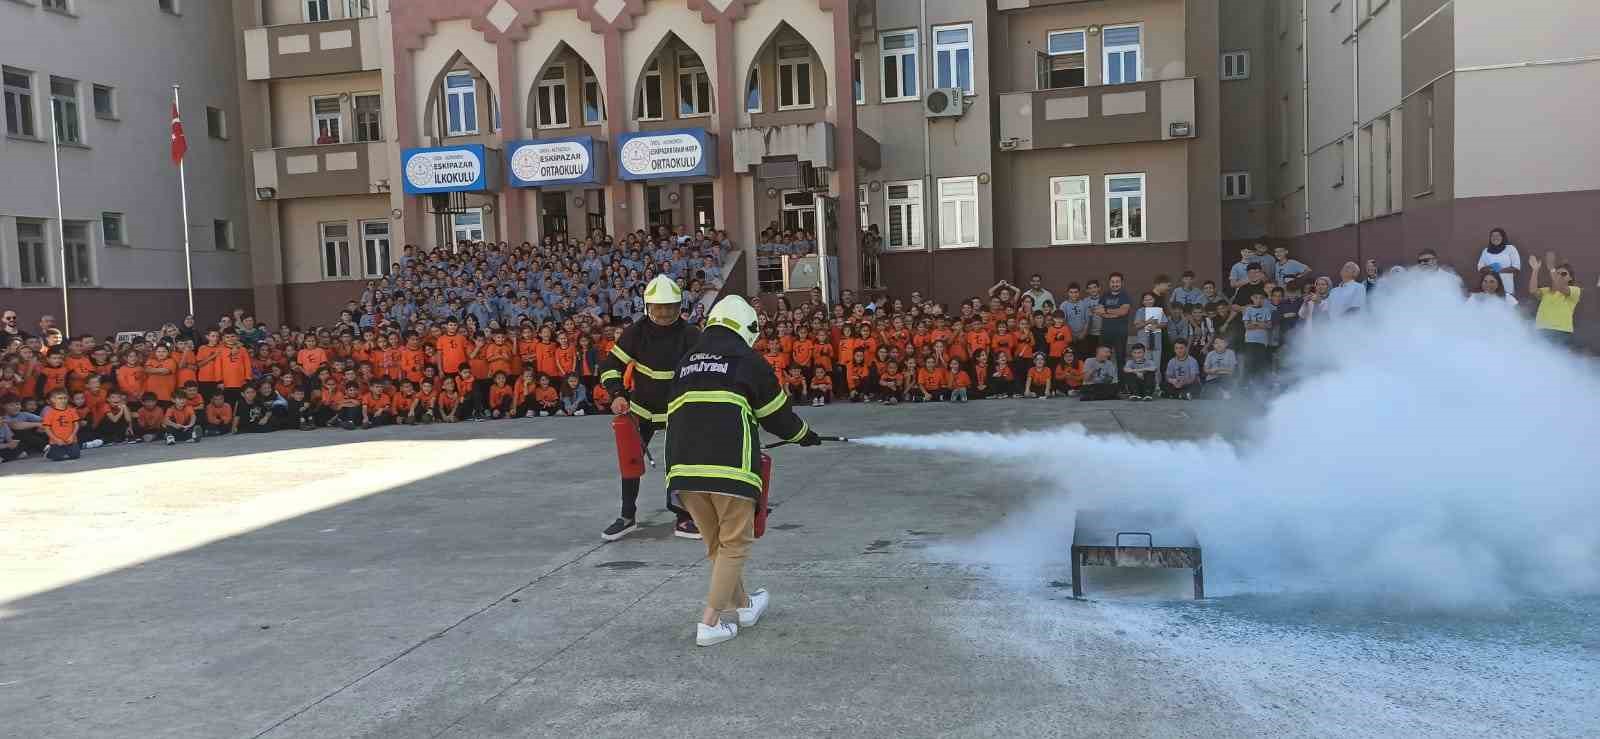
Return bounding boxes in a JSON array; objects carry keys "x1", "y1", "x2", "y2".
[{"x1": 170, "y1": 103, "x2": 187, "y2": 165}]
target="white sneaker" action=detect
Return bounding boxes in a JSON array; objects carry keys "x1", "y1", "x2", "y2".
[
  {"x1": 165, "y1": 434, "x2": 176, "y2": 446},
  {"x1": 737, "y1": 589, "x2": 769, "y2": 628},
  {"x1": 574, "y1": 409, "x2": 585, "y2": 416},
  {"x1": 695, "y1": 621, "x2": 738, "y2": 647},
  {"x1": 82, "y1": 439, "x2": 105, "y2": 449}
]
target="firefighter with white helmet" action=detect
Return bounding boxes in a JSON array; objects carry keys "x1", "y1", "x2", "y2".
[
  {"x1": 598, "y1": 274, "x2": 702, "y2": 541},
  {"x1": 666, "y1": 294, "x2": 820, "y2": 646}
]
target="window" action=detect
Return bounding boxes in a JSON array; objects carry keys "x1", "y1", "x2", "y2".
[
  {"x1": 1043, "y1": 30, "x2": 1086, "y2": 89},
  {"x1": 677, "y1": 51, "x2": 711, "y2": 117},
  {"x1": 444, "y1": 71, "x2": 478, "y2": 135},
  {"x1": 321, "y1": 222, "x2": 351, "y2": 278},
  {"x1": 537, "y1": 65, "x2": 569, "y2": 128},
  {"x1": 635, "y1": 60, "x2": 662, "y2": 121},
  {"x1": 353, "y1": 93, "x2": 380, "y2": 142},
  {"x1": 16, "y1": 221, "x2": 49, "y2": 286},
  {"x1": 937, "y1": 177, "x2": 978, "y2": 247},
  {"x1": 1333, "y1": 139, "x2": 1346, "y2": 188},
  {"x1": 852, "y1": 54, "x2": 864, "y2": 105},
  {"x1": 746, "y1": 67, "x2": 762, "y2": 113},
  {"x1": 50, "y1": 76, "x2": 80, "y2": 144},
  {"x1": 884, "y1": 181, "x2": 922, "y2": 249},
  {"x1": 158, "y1": 0, "x2": 180, "y2": 14},
  {"x1": 304, "y1": 0, "x2": 330, "y2": 22},
  {"x1": 933, "y1": 24, "x2": 973, "y2": 94},
  {"x1": 1221, "y1": 51, "x2": 1250, "y2": 81},
  {"x1": 206, "y1": 106, "x2": 226, "y2": 139},
  {"x1": 1103, "y1": 24, "x2": 1142, "y2": 85},
  {"x1": 1421, "y1": 86, "x2": 1434, "y2": 193},
  {"x1": 857, "y1": 185, "x2": 868, "y2": 227},
  {"x1": 4, "y1": 67, "x2": 36, "y2": 137},
  {"x1": 1279, "y1": 96, "x2": 1291, "y2": 165},
  {"x1": 1049, "y1": 176, "x2": 1090, "y2": 244},
  {"x1": 582, "y1": 64, "x2": 604, "y2": 124},
  {"x1": 1223, "y1": 172, "x2": 1251, "y2": 201},
  {"x1": 1105, "y1": 173, "x2": 1146, "y2": 242},
  {"x1": 312, "y1": 95, "x2": 341, "y2": 143},
  {"x1": 102, "y1": 212, "x2": 125, "y2": 245},
  {"x1": 344, "y1": 0, "x2": 372, "y2": 17},
  {"x1": 880, "y1": 30, "x2": 918, "y2": 102},
  {"x1": 361, "y1": 220, "x2": 390, "y2": 277},
  {"x1": 42, "y1": 0, "x2": 70, "y2": 12},
  {"x1": 62, "y1": 222, "x2": 91, "y2": 286},
  {"x1": 777, "y1": 45, "x2": 814, "y2": 110},
  {"x1": 452, "y1": 209, "x2": 484, "y2": 243},
  {"x1": 213, "y1": 220, "x2": 234, "y2": 250},
  {"x1": 92, "y1": 84, "x2": 115, "y2": 120}
]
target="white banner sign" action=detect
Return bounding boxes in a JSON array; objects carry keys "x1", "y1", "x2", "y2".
[
  {"x1": 510, "y1": 140, "x2": 592, "y2": 183},
  {"x1": 619, "y1": 132, "x2": 704, "y2": 178},
  {"x1": 404, "y1": 148, "x2": 483, "y2": 191}
]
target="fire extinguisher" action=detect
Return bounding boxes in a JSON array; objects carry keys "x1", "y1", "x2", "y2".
[
  {"x1": 755, "y1": 452, "x2": 773, "y2": 538},
  {"x1": 612, "y1": 415, "x2": 645, "y2": 479}
]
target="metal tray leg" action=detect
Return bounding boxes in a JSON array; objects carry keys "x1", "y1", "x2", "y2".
[{"x1": 1071, "y1": 548, "x2": 1084, "y2": 598}]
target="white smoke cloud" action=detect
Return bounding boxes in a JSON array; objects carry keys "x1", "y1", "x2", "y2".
[{"x1": 863, "y1": 270, "x2": 1600, "y2": 611}]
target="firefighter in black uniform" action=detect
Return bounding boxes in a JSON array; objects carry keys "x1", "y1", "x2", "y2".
[
  {"x1": 666, "y1": 295, "x2": 821, "y2": 646},
  {"x1": 599, "y1": 275, "x2": 703, "y2": 542}
]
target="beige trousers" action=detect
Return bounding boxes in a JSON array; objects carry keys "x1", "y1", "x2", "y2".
[{"x1": 679, "y1": 491, "x2": 755, "y2": 613}]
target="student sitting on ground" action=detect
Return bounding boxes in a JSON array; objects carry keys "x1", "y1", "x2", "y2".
[
  {"x1": 560, "y1": 374, "x2": 593, "y2": 416},
  {"x1": 946, "y1": 358, "x2": 972, "y2": 403},
  {"x1": 42, "y1": 389, "x2": 83, "y2": 461},
  {"x1": 808, "y1": 365, "x2": 832, "y2": 407},
  {"x1": 488, "y1": 372, "x2": 515, "y2": 419},
  {"x1": 1023, "y1": 353, "x2": 1052, "y2": 399},
  {"x1": 1122, "y1": 343, "x2": 1158, "y2": 401},
  {"x1": 1203, "y1": 337, "x2": 1239, "y2": 399},
  {"x1": 1163, "y1": 339, "x2": 1202, "y2": 400},
  {"x1": 163, "y1": 391, "x2": 200, "y2": 444},
  {"x1": 1079, "y1": 346, "x2": 1120, "y2": 402},
  {"x1": 1052, "y1": 349, "x2": 1083, "y2": 397},
  {"x1": 135, "y1": 393, "x2": 166, "y2": 442},
  {"x1": 98, "y1": 390, "x2": 135, "y2": 444},
  {"x1": 203, "y1": 392, "x2": 234, "y2": 436},
  {"x1": 533, "y1": 375, "x2": 560, "y2": 417}
]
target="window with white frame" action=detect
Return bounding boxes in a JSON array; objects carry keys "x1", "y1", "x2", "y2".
[
  {"x1": 537, "y1": 65, "x2": 569, "y2": 128},
  {"x1": 852, "y1": 54, "x2": 864, "y2": 104},
  {"x1": 1221, "y1": 50, "x2": 1250, "y2": 80},
  {"x1": 62, "y1": 221, "x2": 91, "y2": 286},
  {"x1": 1421, "y1": 86, "x2": 1435, "y2": 192},
  {"x1": 884, "y1": 181, "x2": 922, "y2": 249},
  {"x1": 321, "y1": 222, "x2": 351, "y2": 278},
  {"x1": 312, "y1": 95, "x2": 341, "y2": 143},
  {"x1": 361, "y1": 220, "x2": 390, "y2": 277},
  {"x1": 582, "y1": 64, "x2": 604, "y2": 124},
  {"x1": 677, "y1": 51, "x2": 711, "y2": 116},
  {"x1": 305, "y1": 0, "x2": 330, "y2": 22},
  {"x1": 353, "y1": 93, "x2": 380, "y2": 141},
  {"x1": 4, "y1": 67, "x2": 36, "y2": 138},
  {"x1": 857, "y1": 185, "x2": 868, "y2": 227},
  {"x1": 745, "y1": 67, "x2": 762, "y2": 113},
  {"x1": 444, "y1": 71, "x2": 478, "y2": 135},
  {"x1": 213, "y1": 220, "x2": 234, "y2": 250},
  {"x1": 16, "y1": 221, "x2": 49, "y2": 287},
  {"x1": 1049, "y1": 176, "x2": 1090, "y2": 244},
  {"x1": 1103, "y1": 24, "x2": 1142, "y2": 85},
  {"x1": 635, "y1": 60, "x2": 662, "y2": 121},
  {"x1": 92, "y1": 84, "x2": 115, "y2": 120},
  {"x1": 777, "y1": 44, "x2": 814, "y2": 110},
  {"x1": 1043, "y1": 30, "x2": 1086, "y2": 89},
  {"x1": 344, "y1": 0, "x2": 372, "y2": 17},
  {"x1": 879, "y1": 30, "x2": 918, "y2": 102},
  {"x1": 50, "y1": 76, "x2": 80, "y2": 144},
  {"x1": 937, "y1": 177, "x2": 979, "y2": 247},
  {"x1": 933, "y1": 24, "x2": 973, "y2": 94},
  {"x1": 1222, "y1": 171, "x2": 1251, "y2": 200},
  {"x1": 102, "y1": 212, "x2": 125, "y2": 245},
  {"x1": 1105, "y1": 173, "x2": 1146, "y2": 242}
]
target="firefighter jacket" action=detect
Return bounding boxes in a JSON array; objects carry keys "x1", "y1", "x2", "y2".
[
  {"x1": 665, "y1": 326, "x2": 810, "y2": 502},
  {"x1": 599, "y1": 316, "x2": 700, "y2": 425}
]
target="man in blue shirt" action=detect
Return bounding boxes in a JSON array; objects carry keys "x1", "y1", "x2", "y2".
[{"x1": 1096, "y1": 273, "x2": 1133, "y2": 366}]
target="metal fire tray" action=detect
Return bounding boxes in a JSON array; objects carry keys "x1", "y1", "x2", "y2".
[{"x1": 1070, "y1": 509, "x2": 1204, "y2": 599}]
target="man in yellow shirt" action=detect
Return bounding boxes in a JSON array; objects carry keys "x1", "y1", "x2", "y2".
[{"x1": 1527, "y1": 252, "x2": 1581, "y2": 345}]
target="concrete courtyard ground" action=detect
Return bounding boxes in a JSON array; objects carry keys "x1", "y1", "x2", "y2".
[{"x1": 1, "y1": 399, "x2": 1594, "y2": 738}]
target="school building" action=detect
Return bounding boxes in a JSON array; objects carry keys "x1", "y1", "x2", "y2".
[{"x1": 3, "y1": 0, "x2": 1597, "y2": 335}]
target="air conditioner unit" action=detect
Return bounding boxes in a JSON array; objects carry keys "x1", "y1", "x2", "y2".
[{"x1": 924, "y1": 87, "x2": 965, "y2": 119}]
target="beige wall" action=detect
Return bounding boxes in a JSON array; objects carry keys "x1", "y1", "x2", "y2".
[
  {"x1": 1453, "y1": 0, "x2": 1593, "y2": 67},
  {"x1": 1001, "y1": 141, "x2": 1190, "y2": 247},
  {"x1": 1218, "y1": 0, "x2": 1272, "y2": 240},
  {"x1": 997, "y1": 0, "x2": 1189, "y2": 94},
  {"x1": 411, "y1": 19, "x2": 500, "y2": 143},
  {"x1": 1453, "y1": 62, "x2": 1600, "y2": 198},
  {"x1": 262, "y1": 0, "x2": 374, "y2": 26},
  {"x1": 268, "y1": 71, "x2": 385, "y2": 148},
  {"x1": 621, "y1": 3, "x2": 719, "y2": 133},
  {"x1": 277, "y1": 195, "x2": 391, "y2": 284},
  {"x1": 515, "y1": 9, "x2": 606, "y2": 140}
]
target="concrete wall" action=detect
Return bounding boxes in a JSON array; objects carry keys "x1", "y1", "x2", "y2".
[
  {"x1": 994, "y1": 0, "x2": 1189, "y2": 94},
  {"x1": 1000, "y1": 142, "x2": 1191, "y2": 247},
  {"x1": 267, "y1": 71, "x2": 385, "y2": 148},
  {"x1": 1218, "y1": 0, "x2": 1273, "y2": 242},
  {"x1": 0, "y1": 0, "x2": 252, "y2": 305}
]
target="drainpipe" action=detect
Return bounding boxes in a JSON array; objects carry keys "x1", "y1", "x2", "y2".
[
  {"x1": 1300, "y1": 0, "x2": 1311, "y2": 240},
  {"x1": 1350, "y1": 0, "x2": 1362, "y2": 263},
  {"x1": 920, "y1": 0, "x2": 935, "y2": 300}
]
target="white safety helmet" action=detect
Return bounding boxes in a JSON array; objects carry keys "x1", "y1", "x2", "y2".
[
  {"x1": 643, "y1": 274, "x2": 683, "y2": 305},
  {"x1": 706, "y1": 295, "x2": 760, "y2": 347}
]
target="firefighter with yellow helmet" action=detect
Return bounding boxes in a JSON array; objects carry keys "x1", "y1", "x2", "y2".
[
  {"x1": 666, "y1": 294, "x2": 820, "y2": 646},
  {"x1": 598, "y1": 274, "x2": 701, "y2": 541}
]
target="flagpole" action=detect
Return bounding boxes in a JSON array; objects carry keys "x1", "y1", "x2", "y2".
[
  {"x1": 49, "y1": 91, "x2": 71, "y2": 337},
  {"x1": 173, "y1": 84, "x2": 195, "y2": 317}
]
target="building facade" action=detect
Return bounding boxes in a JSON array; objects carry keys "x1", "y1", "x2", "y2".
[{"x1": 0, "y1": 0, "x2": 253, "y2": 336}]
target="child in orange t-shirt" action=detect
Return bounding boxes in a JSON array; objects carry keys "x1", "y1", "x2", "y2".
[
  {"x1": 143, "y1": 345, "x2": 180, "y2": 404},
  {"x1": 163, "y1": 392, "x2": 200, "y2": 444},
  {"x1": 203, "y1": 392, "x2": 235, "y2": 436},
  {"x1": 42, "y1": 389, "x2": 83, "y2": 461},
  {"x1": 1024, "y1": 353, "x2": 1053, "y2": 399},
  {"x1": 135, "y1": 393, "x2": 167, "y2": 442},
  {"x1": 946, "y1": 359, "x2": 973, "y2": 403},
  {"x1": 990, "y1": 351, "x2": 1017, "y2": 398},
  {"x1": 38, "y1": 352, "x2": 71, "y2": 400},
  {"x1": 876, "y1": 360, "x2": 904, "y2": 405},
  {"x1": 533, "y1": 375, "x2": 560, "y2": 417},
  {"x1": 412, "y1": 380, "x2": 439, "y2": 423},
  {"x1": 1053, "y1": 349, "x2": 1084, "y2": 397},
  {"x1": 362, "y1": 379, "x2": 395, "y2": 427},
  {"x1": 913, "y1": 355, "x2": 948, "y2": 403},
  {"x1": 488, "y1": 372, "x2": 516, "y2": 419},
  {"x1": 783, "y1": 366, "x2": 808, "y2": 403},
  {"x1": 807, "y1": 366, "x2": 833, "y2": 407},
  {"x1": 512, "y1": 368, "x2": 538, "y2": 418},
  {"x1": 95, "y1": 390, "x2": 136, "y2": 444}
]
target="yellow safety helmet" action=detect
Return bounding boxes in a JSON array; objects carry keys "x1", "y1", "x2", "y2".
[
  {"x1": 643, "y1": 274, "x2": 683, "y2": 305},
  {"x1": 706, "y1": 295, "x2": 760, "y2": 346}
]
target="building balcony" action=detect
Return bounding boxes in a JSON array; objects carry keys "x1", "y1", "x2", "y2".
[
  {"x1": 732, "y1": 121, "x2": 881, "y2": 174},
  {"x1": 251, "y1": 141, "x2": 391, "y2": 201},
  {"x1": 997, "y1": 77, "x2": 1196, "y2": 152},
  {"x1": 243, "y1": 16, "x2": 383, "y2": 81}
]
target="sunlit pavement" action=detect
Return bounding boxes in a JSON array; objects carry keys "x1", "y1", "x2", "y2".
[{"x1": 2, "y1": 400, "x2": 1591, "y2": 738}]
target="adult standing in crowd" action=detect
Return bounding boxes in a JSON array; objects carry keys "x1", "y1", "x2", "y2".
[
  {"x1": 1527, "y1": 253, "x2": 1580, "y2": 345},
  {"x1": 2, "y1": 309, "x2": 28, "y2": 342},
  {"x1": 1097, "y1": 273, "x2": 1133, "y2": 365},
  {"x1": 1328, "y1": 262, "x2": 1367, "y2": 317},
  {"x1": 1477, "y1": 228, "x2": 1522, "y2": 296}
]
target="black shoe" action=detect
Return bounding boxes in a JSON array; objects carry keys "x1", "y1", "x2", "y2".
[
  {"x1": 674, "y1": 519, "x2": 703, "y2": 540},
  {"x1": 601, "y1": 518, "x2": 637, "y2": 542}
]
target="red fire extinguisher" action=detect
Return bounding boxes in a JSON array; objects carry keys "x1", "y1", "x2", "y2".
[
  {"x1": 612, "y1": 415, "x2": 646, "y2": 479},
  {"x1": 755, "y1": 452, "x2": 773, "y2": 538}
]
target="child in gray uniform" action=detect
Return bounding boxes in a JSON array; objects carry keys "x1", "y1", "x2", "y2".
[
  {"x1": 1079, "y1": 346, "x2": 1120, "y2": 402},
  {"x1": 1122, "y1": 344, "x2": 1158, "y2": 400},
  {"x1": 1203, "y1": 337, "x2": 1239, "y2": 399}
]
